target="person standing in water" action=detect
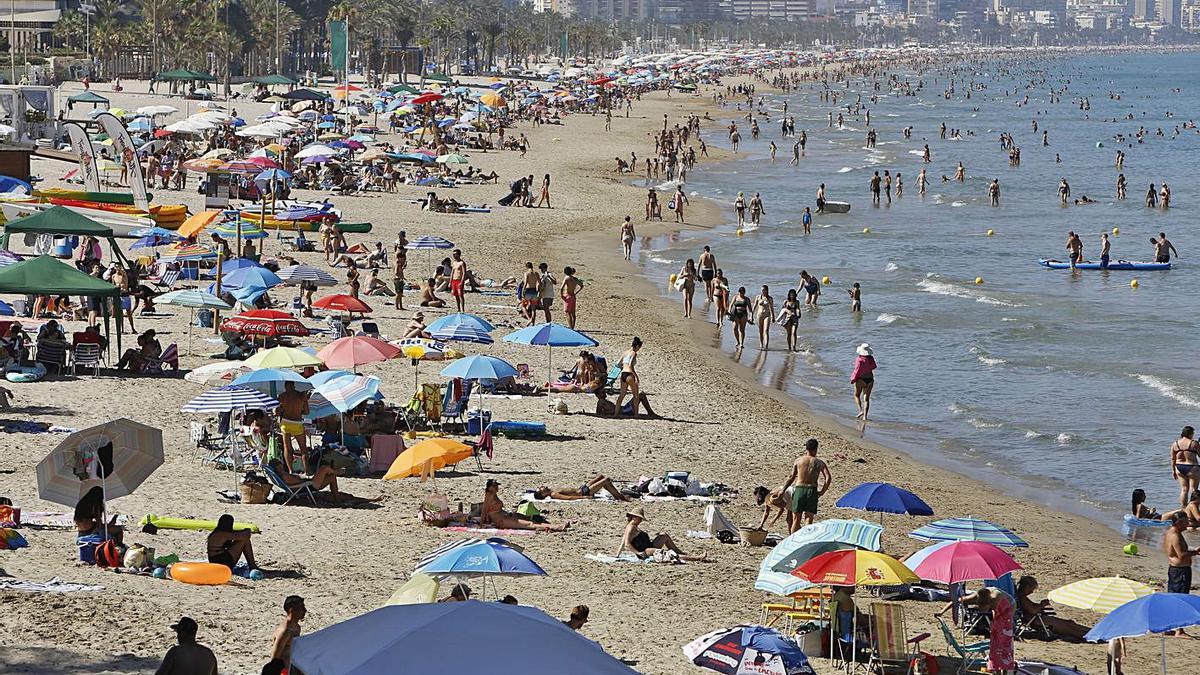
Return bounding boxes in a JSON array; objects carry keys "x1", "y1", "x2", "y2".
[
  {"x1": 1059, "y1": 178, "x2": 1071, "y2": 204},
  {"x1": 851, "y1": 343, "x2": 877, "y2": 420},
  {"x1": 751, "y1": 285, "x2": 775, "y2": 351},
  {"x1": 801, "y1": 207, "x2": 812, "y2": 235},
  {"x1": 777, "y1": 289, "x2": 801, "y2": 352},
  {"x1": 989, "y1": 179, "x2": 1000, "y2": 206},
  {"x1": 677, "y1": 259, "x2": 698, "y2": 319},
  {"x1": 1099, "y1": 233, "x2": 1111, "y2": 270},
  {"x1": 733, "y1": 192, "x2": 746, "y2": 227},
  {"x1": 1066, "y1": 231, "x2": 1083, "y2": 269},
  {"x1": 728, "y1": 287, "x2": 750, "y2": 348},
  {"x1": 1146, "y1": 183, "x2": 1158, "y2": 208},
  {"x1": 917, "y1": 168, "x2": 928, "y2": 196},
  {"x1": 847, "y1": 283, "x2": 862, "y2": 312},
  {"x1": 672, "y1": 186, "x2": 689, "y2": 223},
  {"x1": 815, "y1": 183, "x2": 827, "y2": 212},
  {"x1": 1116, "y1": 173, "x2": 1127, "y2": 200},
  {"x1": 1170, "y1": 426, "x2": 1199, "y2": 509},
  {"x1": 1153, "y1": 232, "x2": 1179, "y2": 263},
  {"x1": 698, "y1": 246, "x2": 717, "y2": 300},
  {"x1": 749, "y1": 193, "x2": 766, "y2": 226}
]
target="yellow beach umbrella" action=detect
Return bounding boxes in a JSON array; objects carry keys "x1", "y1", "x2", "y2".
[
  {"x1": 1047, "y1": 577, "x2": 1155, "y2": 614},
  {"x1": 243, "y1": 346, "x2": 322, "y2": 369},
  {"x1": 793, "y1": 549, "x2": 919, "y2": 586},
  {"x1": 479, "y1": 92, "x2": 506, "y2": 107},
  {"x1": 383, "y1": 438, "x2": 473, "y2": 480}
]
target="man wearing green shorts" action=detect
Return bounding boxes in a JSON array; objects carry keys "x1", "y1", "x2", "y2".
[{"x1": 782, "y1": 438, "x2": 832, "y2": 532}]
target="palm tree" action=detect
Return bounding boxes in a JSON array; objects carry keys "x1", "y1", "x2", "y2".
[{"x1": 53, "y1": 13, "x2": 87, "y2": 51}]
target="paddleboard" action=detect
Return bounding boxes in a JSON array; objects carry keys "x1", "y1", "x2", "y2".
[{"x1": 1038, "y1": 259, "x2": 1170, "y2": 271}]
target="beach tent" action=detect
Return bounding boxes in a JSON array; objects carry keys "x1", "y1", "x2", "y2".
[
  {"x1": 290, "y1": 601, "x2": 637, "y2": 675},
  {"x1": 253, "y1": 74, "x2": 297, "y2": 86},
  {"x1": 0, "y1": 255, "x2": 123, "y2": 350},
  {"x1": 1, "y1": 206, "x2": 129, "y2": 267},
  {"x1": 67, "y1": 91, "x2": 110, "y2": 107},
  {"x1": 282, "y1": 88, "x2": 329, "y2": 101}
]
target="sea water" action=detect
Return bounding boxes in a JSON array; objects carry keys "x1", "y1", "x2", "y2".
[{"x1": 637, "y1": 52, "x2": 1200, "y2": 522}]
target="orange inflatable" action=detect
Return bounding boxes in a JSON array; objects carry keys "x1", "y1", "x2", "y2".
[{"x1": 169, "y1": 562, "x2": 232, "y2": 586}]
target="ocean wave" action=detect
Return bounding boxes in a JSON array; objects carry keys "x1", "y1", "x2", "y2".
[
  {"x1": 969, "y1": 346, "x2": 1007, "y2": 366},
  {"x1": 1024, "y1": 430, "x2": 1047, "y2": 440},
  {"x1": 951, "y1": 201, "x2": 967, "y2": 207},
  {"x1": 917, "y1": 278, "x2": 1022, "y2": 307},
  {"x1": 837, "y1": 166, "x2": 855, "y2": 173},
  {"x1": 648, "y1": 256, "x2": 675, "y2": 265},
  {"x1": 875, "y1": 313, "x2": 906, "y2": 325},
  {"x1": 1133, "y1": 374, "x2": 1200, "y2": 408},
  {"x1": 1056, "y1": 433, "x2": 1078, "y2": 445},
  {"x1": 884, "y1": 262, "x2": 899, "y2": 272},
  {"x1": 907, "y1": 149, "x2": 925, "y2": 156},
  {"x1": 948, "y1": 402, "x2": 971, "y2": 415},
  {"x1": 968, "y1": 418, "x2": 1003, "y2": 429}
]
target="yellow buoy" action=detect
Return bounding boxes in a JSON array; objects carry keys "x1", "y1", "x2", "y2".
[
  {"x1": 736, "y1": 229, "x2": 744, "y2": 237},
  {"x1": 862, "y1": 227, "x2": 871, "y2": 234},
  {"x1": 986, "y1": 229, "x2": 995, "y2": 237},
  {"x1": 669, "y1": 274, "x2": 677, "y2": 284},
  {"x1": 821, "y1": 276, "x2": 831, "y2": 284},
  {"x1": 974, "y1": 277, "x2": 984, "y2": 285},
  {"x1": 1130, "y1": 278, "x2": 1139, "y2": 289},
  {"x1": 1112, "y1": 227, "x2": 1119, "y2": 236}
]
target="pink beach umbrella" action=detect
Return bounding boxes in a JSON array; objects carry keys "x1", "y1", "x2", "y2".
[
  {"x1": 316, "y1": 335, "x2": 401, "y2": 371},
  {"x1": 904, "y1": 540, "x2": 1023, "y2": 585}
]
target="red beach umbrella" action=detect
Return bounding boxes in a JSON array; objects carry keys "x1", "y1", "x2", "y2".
[
  {"x1": 313, "y1": 294, "x2": 373, "y2": 315},
  {"x1": 221, "y1": 309, "x2": 309, "y2": 337},
  {"x1": 411, "y1": 93, "x2": 444, "y2": 106}
]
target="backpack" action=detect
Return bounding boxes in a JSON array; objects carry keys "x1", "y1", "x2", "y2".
[{"x1": 95, "y1": 539, "x2": 124, "y2": 568}]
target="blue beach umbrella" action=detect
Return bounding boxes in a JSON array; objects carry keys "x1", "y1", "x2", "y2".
[
  {"x1": 308, "y1": 369, "x2": 356, "y2": 388},
  {"x1": 836, "y1": 482, "x2": 934, "y2": 521},
  {"x1": 502, "y1": 322, "x2": 598, "y2": 384},
  {"x1": 427, "y1": 313, "x2": 495, "y2": 333},
  {"x1": 1084, "y1": 594, "x2": 1200, "y2": 674},
  {"x1": 416, "y1": 539, "x2": 547, "y2": 578},
  {"x1": 429, "y1": 323, "x2": 494, "y2": 345},
  {"x1": 315, "y1": 374, "x2": 382, "y2": 413},
  {"x1": 131, "y1": 234, "x2": 178, "y2": 249},
  {"x1": 129, "y1": 225, "x2": 182, "y2": 239},
  {"x1": 909, "y1": 517, "x2": 1028, "y2": 548},
  {"x1": 232, "y1": 368, "x2": 314, "y2": 397},
  {"x1": 254, "y1": 168, "x2": 292, "y2": 183},
  {"x1": 440, "y1": 355, "x2": 517, "y2": 381},
  {"x1": 223, "y1": 266, "x2": 282, "y2": 289}
]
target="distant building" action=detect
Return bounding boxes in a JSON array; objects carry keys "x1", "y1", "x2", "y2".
[
  {"x1": 717, "y1": 0, "x2": 813, "y2": 20},
  {"x1": 1133, "y1": 0, "x2": 1156, "y2": 19},
  {"x1": 656, "y1": 0, "x2": 725, "y2": 22},
  {"x1": 570, "y1": 0, "x2": 650, "y2": 18},
  {"x1": 907, "y1": 0, "x2": 938, "y2": 19},
  {"x1": 1158, "y1": 0, "x2": 1182, "y2": 24},
  {"x1": 0, "y1": 0, "x2": 62, "y2": 52}
]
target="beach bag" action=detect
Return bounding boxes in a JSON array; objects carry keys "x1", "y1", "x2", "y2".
[
  {"x1": 645, "y1": 477, "x2": 666, "y2": 496},
  {"x1": 95, "y1": 539, "x2": 124, "y2": 568},
  {"x1": 123, "y1": 543, "x2": 154, "y2": 569}
]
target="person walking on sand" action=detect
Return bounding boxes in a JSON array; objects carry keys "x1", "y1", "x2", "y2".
[
  {"x1": 672, "y1": 186, "x2": 689, "y2": 223},
  {"x1": 270, "y1": 596, "x2": 306, "y2": 667},
  {"x1": 613, "y1": 337, "x2": 642, "y2": 417},
  {"x1": 698, "y1": 246, "x2": 717, "y2": 300},
  {"x1": 560, "y1": 266, "x2": 583, "y2": 329},
  {"x1": 536, "y1": 173, "x2": 551, "y2": 208},
  {"x1": 155, "y1": 616, "x2": 217, "y2": 675},
  {"x1": 620, "y1": 216, "x2": 635, "y2": 261},
  {"x1": 1171, "y1": 426, "x2": 1199, "y2": 509},
  {"x1": 751, "y1": 285, "x2": 775, "y2": 351},
  {"x1": 1164, "y1": 512, "x2": 1198, "y2": 614},
  {"x1": 851, "y1": 343, "x2": 877, "y2": 420},
  {"x1": 782, "y1": 438, "x2": 831, "y2": 531},
  {"x1": 677, "y1": 259, "x2": 698, "y2": 319}
]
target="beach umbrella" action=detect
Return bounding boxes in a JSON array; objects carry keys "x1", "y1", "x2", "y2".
[
  {"x1": 502, "y1": 323, "x2": 598, "y2": 384},
  {"x1": 768, "y1": 541, "x2": 857, "y2": 574},
  {"x1": 426, "y1": 313, "x2": 494, "y2": 333},
  {"x1": 313, "y1": 294, "x2": 373, "y2": 315},
  {"x1": 405, "y1": 235, "x2": 454, "y2": 250},
  {"x1": 253, "y1": 168, "x2": 292, "y2": 183},
  {"x1": 296, "y1": 144, "x2": 338, "y2": 158},
  {"x1": 314, "y1": 374, "x2": 382, "y2": 413},
  {"x1": 157, "y1": 289, "x2": 233, "y2": 355},
  {"x1": 160, "y1": 243, "x2": 217, "y2": 263},
  {"x1": 275, "y1": 265, "x2": 337, "y2": 287},
  {"x1": 1083, "y1": 594, "x2": 1200, "y2": 674},
  {"x1": 130, "y1": 234, "x2": 177, "y2": 250},
  {"x1": 317, "y1": 336, "x2": 400, "y2": 371},
  {"x1": 184, "y1": 361, "x2": 251, "y2": 386},
  {"x1": 129, "y1": 225, "x2": 182, "y2": 239},
  {"x1": 791, "y1": 549, "x2": 918, "y2": 586},
  {"x1": 245, "y1": 156, "x2": 281, "y2": 169},
  {"x1": 440, "y1": 355, "x2": 516, "y2": 381},
  {"x1": 755, "y1": 519, "x2": 883, "y2": 596},
  {"x1": 291, "y1": 601, "x2": 636, "y2": 675},
  {"x1": 36, "y1": 418, "x2": 163, "y2": 507},
  {"x1": 137, "y1": 104, "x2": 178, "y2": 116},
  {"x1": 436, "y1": 153, "x2": 469, "y2": 165},
  {"x1": 0, "y1": 250, "x2": 23, "y2": 268},
  {"x1": 1048, "y1": 577, "x2": 1155, "y2": 615},
  {"x1": 393, "y1": 337, "x2": 455, "y2": 389},
  {"x1": 416, "y1": 538, "x2": 547, "y2": 578},
  {"x1": 429, "y1": 323, "x2": 493, "y2": 345},
  {"x1": 222, "y1": 266, "x2": 282, "y2": 289},
  {"x1": 220, "y1": 309, "x2": 309, "y2": 338},
  {"x1": 909, "y1": 516, "x2": 1028, "y2": 547},
  {"x1": 243, "y1": 346, "x2": 322, "y2": 369},
  {"x1": 213, "y1": 221, "x2": 268, "y2": 240},
  {"x1": 684, "y1": 625, "x2": 815, "y2": 675},
  {"x1": 181, "y1": 385, "x2": 279, "y2": 413},
  {"x1": 903, "y1": 540, "x2": 1022, "y2": 584},
  {"x1": 478, "y1": 92, "x2": 506, "y2": 107},
  {"x1": 182, "y1": 157, "x2": 226, "y2": 172},
  {"x1": 835, "y1": 482, "x2": 933, "y2": 523},
  {"x1": 384, "y1": 438, "x2": 473, "y2": 481},
  {"x1": 231, "y1": 368, "x2": 314, "y2": 397},
  {"x1": 410, "y1": 92, "x2": 444, "y2": 105}
]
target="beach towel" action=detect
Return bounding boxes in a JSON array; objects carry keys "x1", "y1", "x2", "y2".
[
  {"x1": 585, "y1": 552, "x2": 683, "y2": 565},
  {"x1": 640, "y1": 495, "x2": 719, "y2": 503},
  {"x1": 20, "y1": 512, "x2": 129, "y2": 529},
  {"x1": 442, "y1": 526, "x2": 536, "y2": 536},
  {"x1": 0, "y1": 577, "x2": 104, "y2": 593}
]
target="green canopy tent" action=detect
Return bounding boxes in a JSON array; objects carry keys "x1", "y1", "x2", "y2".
[
  {"x1": 253, "y1": 74, "x2": 297, "y2": 86},
  {"x1": 67, "y1": 91, "x2": 110, "y2": 108},
  {"x1": 1, "y1": 206, "x2": 126, "y2": 260},
  {"x1": 425, "y1": 73, "x2": 453, "y2": 83},
  {"x1": 0, "y1": 255, "x2": 123, "y2": 353},
  {"x1": 388, "y1": 84, "x2": 417, "y2": 95}
]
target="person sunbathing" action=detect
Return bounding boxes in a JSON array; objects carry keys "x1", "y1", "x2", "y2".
[
  {"x1": 404, "y1": 312, "x2": 431, "y2": 338},
  {"x1": 532, "y1": 476, "x2": 631, "y2": 502},
  {"x1": 617, "y1": 506, "x2": 705, "y2": 562},
  {"x1": 268, "y1": 458, "x2": 341, "y2": 496},
  {"x1": 74, "y1": 486, "x2": 123, "y2": 544},
  {"x1": 1016, "y1": 575, "x2": 1091, "y2": 641},
  {"x1": 207, "y1": 514, "x2": 258, "y2": 570},
  {"x1": 419, "y1": 279, "x2": 446, "y2": 308},
  {"x1": 482, "y1": 479, "x2": 569, "y2": 531},
  {"x1": 594, "y1": 388, "x2": 655, "y2": 417},
  {"x1": 364, "y1": 269, "x2": 394, "y2": 297}
]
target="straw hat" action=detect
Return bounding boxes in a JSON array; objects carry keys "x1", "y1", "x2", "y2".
[
  {"x1": 626, "y1": 506, "x2": 646, "y2": 521},
  {"x1": 856, "y1": 343, "x2": 873, "y2": 357}
]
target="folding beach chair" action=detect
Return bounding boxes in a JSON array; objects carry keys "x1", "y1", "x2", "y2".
[
  {"x1": 149, "y1": 268, "x2": 180, "y2": 293},
  {"x1": 263, "y1": 465, "x2": 316, "y2": 505},
  {"x1": 71, "y1": 342, "x2": 103, "y2": 376},
  {"x1": 868, "y1": 601, "x2": 929, "y2": 674},
  {"x1": 140, "y1": 344, "x2": 179, "y2": 374},
  {"x1": 468, "y1": 426, "x2": 494, "y2": 471},
  {"x1": 34, "y1": 340, "x2": 68, "y2": 374},
  {"x1": 937, "y1": 618, "x2": 989, "y2": 675},
  {"x1": 440, "y1": 379, "x2": 472, "y2": 430}
]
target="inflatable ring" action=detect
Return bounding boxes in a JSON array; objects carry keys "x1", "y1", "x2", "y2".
[
  {"x1": 5, "y1": 362, "x2": 47, "y2": 383},
  {"x1": 170, "y1": 561, "x2": 232, "y2": 585}
]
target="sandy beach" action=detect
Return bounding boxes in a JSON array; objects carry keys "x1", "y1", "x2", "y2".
[{"x1": 0, "y1": 66, "x2": 1192, "y2": 674}]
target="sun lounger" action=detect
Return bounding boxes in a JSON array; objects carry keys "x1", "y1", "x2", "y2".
[
  {"x1": 263, "y1": 465, "x2": 316, "y2": 505},
  {"x1": 869, "y1": 601, "x2": 929, "y2": 674}
]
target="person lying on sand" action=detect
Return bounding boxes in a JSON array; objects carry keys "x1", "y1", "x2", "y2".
[
  {"x1": 482, "y1": 479, "x2": 569, "y2": 532},
  {"x1": 617, "y1": 506, "x2": 705, "y2": 562},
  {"x1": 532, "y1": 476, "x2": 631, "y2": 502}
]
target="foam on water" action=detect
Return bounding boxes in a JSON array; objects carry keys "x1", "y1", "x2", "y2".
[
  {"x1": 837, "y1": 166, "x2": 855, "y2": 173},
  {"x1": 875, "y1": 312, "x2": 905, "y2": 325},
  {"x1": 1133, "y1": 374, "x2": 1200, "y2": 409},
  {"x1": 917, "y1": 278, "x2": 1021, "y2": 307}
]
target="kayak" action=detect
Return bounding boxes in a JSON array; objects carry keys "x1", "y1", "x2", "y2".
[
  {"x1": 1038, "y1": 259, "x2": 1170, "y2": 271},
  {"x1": 821, "y1": 201, "x2": 851, "y2": 213},
  {"x1": 0, "y1": 201, "x2": 155, "y2": 237},
  {"x1": 34, "y1": 188, "x2": 152, "y2": 205}
]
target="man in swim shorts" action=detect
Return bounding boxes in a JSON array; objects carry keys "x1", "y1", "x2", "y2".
[
  {"x1": 277, "y1": 381, "x2": 310, "y2": 474},
  {"x1": 560, "y1": 266, "x2": 583, "y2": 329},
  {"x1": 782, "y1": 438, "x2": 832, "y2": 532},
  {"x1": 698, "y1": 246, "x2": 717, "y2": 299},
  {"x1": 449, "y1": 249, "x2": 467, "y2": 312}
]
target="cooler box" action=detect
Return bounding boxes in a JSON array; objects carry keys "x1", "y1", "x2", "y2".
[
  {"x1": 369, "y1": 434, "x2": 405, "y2": 473},
  {"x1": 77, "y1": 533, "x2": 107, "y2": 564},
  {"x1": 466, "y1": 409, "x2": 492, "y2": 436}
]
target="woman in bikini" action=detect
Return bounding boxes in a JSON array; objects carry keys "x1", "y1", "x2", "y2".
[
  {"x1": 733, "y1": 192, "x2": 747, "y2": 227},
  {"x1": 729, "y1": 287, "x2": 751, "y2": 348},
  {"x1": 613, "y1": 337, "x2": 642, "y2": 417},
  {"x1": 751, "y1": 285, "x2": 775, "y2": 351},
  {"x1": 482, "y1": 480, "x2": 569, "y2": 531},
  {"x1": 677, "y1": 259, "x2": 698, "y2": 319},
  {"x1": 713, "y1": 269, "x2": 730, "y2": 324},
  {"x1": 617, "y1": 506, "x2": 706, "y2": 562},
  {"x1": 851, "y1": 343, "x2": 877, "y2": 420},
  {"x1": 777, "y1": 289, "x2": 801, "y2": 352},
  {"x1": 532, "y1": 476, "x2": 631, "y2": 502},
  {"x1": 1171, "y1": 426, "x2": 1199, "y2": 508}
]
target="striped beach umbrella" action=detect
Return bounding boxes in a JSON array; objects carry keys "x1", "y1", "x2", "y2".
[
  {"x1": 275, "y1": 265, "x2": 337, "y2": 286},
  {"x1": 416, "y1": 539, "x2": 546, "y2": 578},
  {"x1": 429, "y1": 323, "x2": 494, "y2": 345},
  {"x1": 0, "y1": 250, "x2": 24, "y2": 268},
  {"x1": 213, "y1": 220, "x2": 268, "y2": 240},
  {"x1": 314, "y1": 374, "x2": 382, "y2": 413},
  {"x1": 756, "y1": 519, "x2": 882, "y2": 596},
  {"x1": 36, "y1": 418, "x2": 164, "y2": 507},
  {"x1": 1048, "y1": 577, "x2": 1155, "y2": 614},
  {"x1": 160, "y1": 243, "x2": 217, "y2": 262},
  {"x1": 181, "y1": 385, "x2": 279, "y2": 413},
  {"x1": 157, "y1": 289, "x2": 231, "y2": 310},
  {"x1": 909, "y1": 516, "x2": 1028, "y2": 548},
  {"x1": 426, "y1": 313, "x2": 495, "y2": 333},
  {"x1": 405, "y1": 236, "x2": 455, "y2": 250}
]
